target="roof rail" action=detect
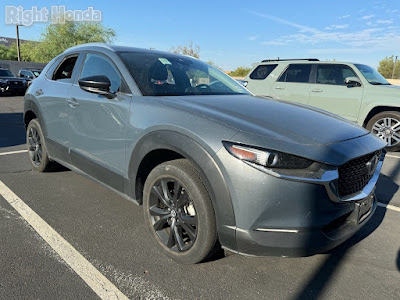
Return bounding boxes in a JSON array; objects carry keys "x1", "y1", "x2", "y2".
[{"x1": 261, "y1": 58, "x2": 319, "y2": 62}]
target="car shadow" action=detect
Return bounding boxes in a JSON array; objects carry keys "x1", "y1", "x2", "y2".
[
  {"x1": 0, "y1": 113, "x2": 26, "y2": 147},
  {"x1": 397, "y1": 249, "x2": 400, "y2": 272}
]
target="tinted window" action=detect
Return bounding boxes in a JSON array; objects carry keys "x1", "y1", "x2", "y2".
[
  {"x1": 355, "y1": 64, "x2": 390, "y2": 85},
  {"x1": 249, "y1": 64, "x2": 277, "y2": 80},
  {"x1": 53, "y1": 56, "x2": 78, "y2": 81},
  {"x1": 118, "y1": 51, "x2": 250, "y2": 96},
  {"x1": 80, "y1": 53, "x2": 122, "y2": 93},
  {"x1": 316, "y1": 64, "x2": 357, "y2": 85},
  {"x1": 0, "y1": 69, "x2": 14, "y2": 77},
  {"x1": 278, "y1": 64, "x2": 311, "y2": 83}
]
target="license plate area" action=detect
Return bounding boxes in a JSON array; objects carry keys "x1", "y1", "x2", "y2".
[{"x1": 357, "y1": 196, "x2": 373, "y2": 224}]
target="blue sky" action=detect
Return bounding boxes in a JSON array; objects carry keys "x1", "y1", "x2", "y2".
[{"x1": 1, "y1": 0, "x2": 400, "y2": 70}]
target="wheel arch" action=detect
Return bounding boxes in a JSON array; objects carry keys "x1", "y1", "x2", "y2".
[
  {"x1": 126, "y1": 130, "x2": 237, "y2": 250},
  {"x1": 362, "y1": 106, "x2": 400, "y2": 127},
  {"x1": 24, "y1": 99, "x2": 47, "y2": 136}
]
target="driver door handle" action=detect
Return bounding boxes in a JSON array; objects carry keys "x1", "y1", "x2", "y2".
[
  {"x1": 311, "y1": 89, "x2": 323, "y2": 93},
  {"x1": 274, "y1": 86, "x2": 285, "y2": 90},
  {"x1": 67, "y1": 98, "x2": 80, "y2": 108}
]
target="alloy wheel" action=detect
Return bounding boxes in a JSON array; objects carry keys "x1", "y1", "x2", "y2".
[
  {"x1": 28, "y1": 127, "x2": 42, "y2": 166},
  {"x1": 372, "y1": 117, "x2": 400, "y2": 147},
  {"x1": 149, "y1": 178, "x2": 198, "y2": 252}
]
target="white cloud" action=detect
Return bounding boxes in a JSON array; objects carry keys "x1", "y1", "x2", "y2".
[
  {"x1": 262, "y1": 41, "x2": 288, "y2": 46},
  {"x1": 360, "y1": 15, "x2": 375, "y2": 20},
  {"x1": 248, "y1": 11, "x2": 320, "y2": 34},
  {"x1": 307, "y1": 48, "x2": 374, "y2": 54},
  {"x1": 386, "y1": 9, "x2": 399, "y2": 13},
  {"x1": 376, "y1": 19, "x2": 393, "y2": 24},
  {"x1": 250, "y1": 12, "x2": 400, "y2": 52},
  {"x1": 340, "y1": 14, "x2": 350, "y2": 19},
  {"x1": 325, "y1": 24, "x2": 349, "y2": 30},
  {"x1": 248, "y1": 36, "x2": 257, "y2": 41}
]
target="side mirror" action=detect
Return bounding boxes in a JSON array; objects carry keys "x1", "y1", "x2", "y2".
[
  {"x1": 78, "y1": 75, "x2": 116, "y2": 98},
  {"x1": 345, "y1": 77, "x2": 361, "y2": 87},
  {"x1": 19, "y1": 74, "x2": 25, "y2": 78}
]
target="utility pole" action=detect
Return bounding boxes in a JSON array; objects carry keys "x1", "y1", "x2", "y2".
[
  {"x1": 392, "y1": 55, "x2": 398, "y2": 79},
  {"x1": 16, "y1": 25, "x2": 23, "y2": 61}
]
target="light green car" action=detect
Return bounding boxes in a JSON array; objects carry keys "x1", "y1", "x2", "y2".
[{"x1": 245, "y1": 59, "x2": 400, "y2": 151}]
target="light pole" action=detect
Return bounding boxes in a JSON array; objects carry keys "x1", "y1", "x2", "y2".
[
  {"x1": 392, "y1": 55, "x2": 398, "y2": 79},
  {"x1": 16, "y1": 24, "x2": 24, "y2": 61}
]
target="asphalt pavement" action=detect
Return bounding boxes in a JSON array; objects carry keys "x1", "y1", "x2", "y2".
[{"x1": 0, "y1": 95, "x2": 399, "y2": 300}]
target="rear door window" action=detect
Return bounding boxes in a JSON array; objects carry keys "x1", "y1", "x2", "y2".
[
  {"x1": 316, "y1": 64, "x2": 358, "y2": 85},
  {"x1": 53, "y1": 56, "x2": 78, "y2": 81},
  {"x1": 278, "y1": 64, "x2": 312, "y2": 83},
  {"x1": 249, "y1": 64, "x2": 277, "y2": 80}
]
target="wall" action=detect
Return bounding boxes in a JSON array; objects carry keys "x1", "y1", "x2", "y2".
[
  {"x1": 387, "y1": 79, "x2": 400, "y2": 85},
  {"x1": 0, "y1": 60, "x2": 47, "y2": 76}
]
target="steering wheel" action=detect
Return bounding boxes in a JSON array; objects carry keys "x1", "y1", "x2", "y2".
[
  {"x1": 195, "y1": 84, "x2": 212, "y2": 93},
  {"x1": 185, "y1": 84, "x2": 212, "y2": 95}
]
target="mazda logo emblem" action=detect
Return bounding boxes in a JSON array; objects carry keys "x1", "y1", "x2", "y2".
[{"x1": 366, "y1": 155, "x2": 379, "y2": 176}]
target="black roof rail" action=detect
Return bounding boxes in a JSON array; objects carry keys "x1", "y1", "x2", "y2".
[{"x1": 261, "y1": 58, "x2": 319, "y2": 62}]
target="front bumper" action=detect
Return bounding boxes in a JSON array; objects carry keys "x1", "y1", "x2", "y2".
[
  {"x1": 216, "y1": 146, "x2": 384, "y2": 257},
  {"x1": 0, "y1": 83, "x2": 27, "y2": 94},
  {"x1": 234, "y1": 194, "x2": 376, "y2": 257}
]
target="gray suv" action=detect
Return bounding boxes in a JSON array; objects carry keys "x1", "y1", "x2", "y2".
[{"x1": 24, "y1": 44, "x2": 386, "y2": 264}]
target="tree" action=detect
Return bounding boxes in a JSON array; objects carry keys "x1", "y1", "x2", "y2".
[
  {"x1": 0, "y1": 45, "x2": 17, "y2": 60},
  {"x1": 229, "y1": 66, "x2": 251, "y2": 77},
  {"x1": 170, "y1": 41, "x2": 200, "y2": 59},
  {"x1": 20, "y1": 17, "x2": 116, "y2": 63},
  {"x1": 378, "y1": 56, "x2": 400, "y2": 79},
  {"x1": 206, "y1": 60, "x2": 222, "y2": 70}
]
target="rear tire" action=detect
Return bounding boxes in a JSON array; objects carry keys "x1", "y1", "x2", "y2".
[
  {"x1": 143, "y1": 159, "x2": 218, "y2": 264},
  {"x1": 26, "y1": 119, "x2": 56, "y2": 172},
  {"x1": 366, "y1": 111, "x2": 400, "y2": 152}
]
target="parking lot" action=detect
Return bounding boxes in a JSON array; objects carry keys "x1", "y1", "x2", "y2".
[{"x1": 0, "y1": 95, "x2": 399, "y2": 300}]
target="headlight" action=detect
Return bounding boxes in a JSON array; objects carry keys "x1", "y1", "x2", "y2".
[{"x1": 223, "y1": 141, "x2": 313, "y2": 169}]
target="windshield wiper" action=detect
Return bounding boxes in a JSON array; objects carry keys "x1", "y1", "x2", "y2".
[{"x1": 370, "y1": 82, "x2": 391, "y2": 85}]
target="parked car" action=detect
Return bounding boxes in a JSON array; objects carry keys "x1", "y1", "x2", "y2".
[
  {"x1": 24, "y1": 44, "x2": 386, "y2": 264},
  {"x1": 18, "y1": 68, "x2": 43, "y2": 84},
  {"x1": 0, "y1": 68, "x2": 28, "y2": 95},
  {"x1": 245, "y1": 59, "x2": 400, "y2": 151},
  {"x1": 235, "y1": 78, "x2": 248, "y2": 86}
]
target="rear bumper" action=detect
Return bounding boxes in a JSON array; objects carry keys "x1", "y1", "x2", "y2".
[{"x1": 233, "y1": 194, "x2": 376, "y2": 257}]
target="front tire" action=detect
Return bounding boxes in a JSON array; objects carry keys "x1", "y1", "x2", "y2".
[
  {"x1": 366, "y1": 111, "x2": 400, "y2": 152},
  {"x1": 26, "y1": 119, "x2": 55, "y2": 172},
  {"x1": 143, "y1": 159, "x2": 218, "y2": 264}
]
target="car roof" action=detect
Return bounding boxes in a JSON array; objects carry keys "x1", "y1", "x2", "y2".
[
  {"x1": 259, "y1": 59, "x2": 358, "y2": 65},
  {"x1": 63, "y1": 43, "x2": 199, "y2": 60}
]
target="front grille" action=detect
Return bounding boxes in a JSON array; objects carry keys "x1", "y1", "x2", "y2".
[
  {"x1": 338, "y1": 150, "x2": 381, "y2": 197},
  {"x1": 11, "y1": 81, "x2": 23, "y2": 86}
]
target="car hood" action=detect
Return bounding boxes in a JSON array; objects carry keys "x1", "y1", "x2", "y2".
[
  {"x1": 159, "y1": 95, "x2": 369, "y2": 146},
  {"x1": 0, "y1": 77, "x2": 25, "y2": 81}
]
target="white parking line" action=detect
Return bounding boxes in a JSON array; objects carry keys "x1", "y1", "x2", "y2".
[
  {"x1": 0, "y1": 180, "x2": 129, "y2": 300},
  {"x1": 0, "y1": 150, "x2": 28, "y2": 156},
  {"x1": 377, "y1": 202, "x2": 400, "y2": 212},
  {"x1": 385, "y1": 154, "x2": 400, "y2": 159}
]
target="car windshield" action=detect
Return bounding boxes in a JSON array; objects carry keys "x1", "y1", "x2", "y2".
[
  {"x1": 355, "y1": 64, "x2": 390, "y2": 85},
  {"x1": 33, "y1": 71, "x2": 41, "y2": 77},
  {"x1": 117, "y1": 51, "x2": 250, "y2": 96},
  {"x1": 0, "y1": 69, "x2": 14, "y2": 77}
]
